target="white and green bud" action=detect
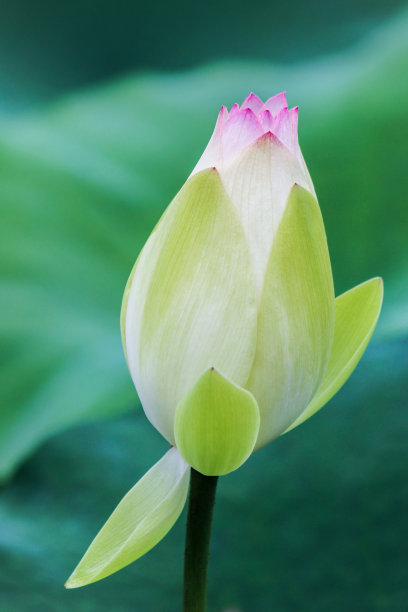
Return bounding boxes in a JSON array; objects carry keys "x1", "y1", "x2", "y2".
[{"x1": 67, "y1": 93, "x2": 383, "y2": 587}]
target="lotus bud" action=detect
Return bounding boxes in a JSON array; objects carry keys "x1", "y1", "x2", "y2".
[{"x1": 67, "y1": 93, "x2": 383, "y2": 588}]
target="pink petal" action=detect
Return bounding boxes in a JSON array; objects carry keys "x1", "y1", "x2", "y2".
[
  {"x1": 271, "y1": 106, "x2": 299, "y2": 155},
  {"x1": 258, "y1": 109, "x2": 274, "y2": 132},
  {"x1": 288, "y1": 106, "x2": 299, "y2": 149},
  {"x1": 240, "y1": 93, "x2": 264, "y2": 114},
  {"x1": 217, "y1": 104, "x2": 229, "y2": 126},
  {"x1": 228, "y1": 103, "x2": 240, "y2": 118},
  {"x1": 209, "y1": 105, "x2": 229, "y2": 153},
  {"x1": 222, "y1": 108, "x2": 264, "y2": 163},
  {"x1": 261, "y1": 92, "x2": 288, "y2": 115}
]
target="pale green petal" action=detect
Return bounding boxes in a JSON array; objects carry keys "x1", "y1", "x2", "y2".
[
  {"x1": 120, "y1": 207, "x2": 172, "y2": 364},
  {"x1": 286, "y1": 277, "x2": 383, "y2": 432},
  {"x1": 120, "y1": 257, "x2": 138, "y2": 365},
  {"x1": 126, "y1": 169, "x2": 257, "y2": 443},
  {"x1": 220, "y1": 133, "x2": 315, "y2": 299},
  {"x1": 248, "y1": 184, "x2": 335, "y2": 450},
  {"x1": 174, "y1": 368, "x2": 260, "y2": 476},
  {"x1": 65, "y1": 448, "x2": 190, "y2": 588}
]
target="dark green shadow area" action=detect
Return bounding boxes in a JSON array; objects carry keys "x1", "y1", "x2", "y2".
[{"x1": 0, "y1": 0, "x2": 406, "y2": 109}]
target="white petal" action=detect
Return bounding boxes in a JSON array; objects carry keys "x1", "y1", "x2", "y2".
[
  {"x1": 191, "y1": 105, "x2": 228, "y2": 175},
  {"x1": 221, "y1": 108, "x2": 263, "y2": 164},
  {"x1": 219, "y1": 132, "x2": 314, "y2": 299}
]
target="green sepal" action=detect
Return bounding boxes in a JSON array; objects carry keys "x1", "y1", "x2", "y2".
[
  {"x1": 174, "y1": 368, "x2": 260, "y2": 476},
  {"x1": 65, "y1": 447, "x2": 190, "y2": 588},
  {"x1": 286, "y1": 277, "x2": 383, "y2": 432}
]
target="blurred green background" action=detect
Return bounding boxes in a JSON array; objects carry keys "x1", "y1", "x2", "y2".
[{"x1": 0, "y1": 1, "x2": 407, "y2": 610}]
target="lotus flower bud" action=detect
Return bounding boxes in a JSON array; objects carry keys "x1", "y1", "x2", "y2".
[
  {"x1": 122, "y1": 91, "x2": 382, "y2": 466},
  {"x1": 67, "y1": 93, "x2": 382, "y2": 587}
]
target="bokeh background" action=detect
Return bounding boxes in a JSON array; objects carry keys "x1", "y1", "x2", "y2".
[{"x1": 1, "y1": 1, "x2": 408, "y2": 610}]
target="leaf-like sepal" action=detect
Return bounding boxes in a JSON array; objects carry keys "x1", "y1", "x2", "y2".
[
  {"x1": 286, "y1": 277, "x2": 383, "y2": 431},
  {"x1": 66, "y1": 448, "x2": 190, "y2": 588},
  {"x1": 174, "y1": 368, "x2": 260, "y2": 476}
]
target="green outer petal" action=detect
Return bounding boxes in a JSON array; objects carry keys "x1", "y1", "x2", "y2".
[
  {"x1": 286, "y1": 277, "x2": 383, "y2": 432},
  {"x1": 65, "y1": 448, "x2": 190, "y2": 588},
  {"x1": 120, "y1": 204, "x2": 173, "y2": 364},
  {"x1": 126, "y1": 168, "x2": 258, "y2": 443},
  {"x1": 174, "y1": 368, "x2": 260, "y2": 476},
  {"x1": 120, "y1": 258, "x2": 138, "y2": 365},
  {"x1": 249, "y1": 184, "x2": 335, "y2": 450}
]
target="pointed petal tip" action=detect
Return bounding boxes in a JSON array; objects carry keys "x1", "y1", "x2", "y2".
[
  {"x1": 242, "y1": 106, "x2": 258, "y2": 118},
  {"x1": 362, "y1": 276, "x2": 384, "y2": 305},
  {"x1": 256, "y1": 130, "x2": 283, "y2": 145},
  {"x1": 192, "y1": 165, "x2": 220, "y2": 179},
  {"x1": 65, "y1": 574, "x2": 81, "y2": 589},
  {"x1": 370, "y1": 276, "x2": 384, "y2": 292},
  {"x1": 228, "y1": 102, "x2": 240, "y2": 116},
  {"x1": 262, "y1": 92, "x2": 288, "y2": 114},
  {"x1": 353, "y1": 275, "x2": 384, "y2": 293},
  {"x1": 289, "y1": 182, "x2": 314, "y2": 199},
  {"x1": 257, "y1": 129, "x2": 297, "y2": 153},
  {"x1": 241, "y1": 92, "x2": 263, "y2": 112},
  {"x1": 290, "y1": 182, "x2": 306, "y2": 194},
  {"x1": 64, "y1": 580, "x2": 75, "y2": 590}
]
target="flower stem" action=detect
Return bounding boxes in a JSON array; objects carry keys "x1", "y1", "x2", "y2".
[{"x1": 183, "y1": 468, "x2": 218, "y2": 612}]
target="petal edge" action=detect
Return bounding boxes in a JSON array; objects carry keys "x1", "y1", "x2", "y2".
[
  {"x1": 285, "y1": 277, "x2": 383, "y2": 432},
  {"x1": 174, "y1": 368, "x2": 260, "y2": 476},
  {"x1": 249, "y1": 184, "x2": 335, "y2": 448},
  {"x1": 65, "y1": 448, "x2": 190, "y2": 588}
]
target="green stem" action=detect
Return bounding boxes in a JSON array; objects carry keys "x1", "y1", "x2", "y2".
[{"x1": 183, "y1": 468, "x2": 218, "y2": 612}]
